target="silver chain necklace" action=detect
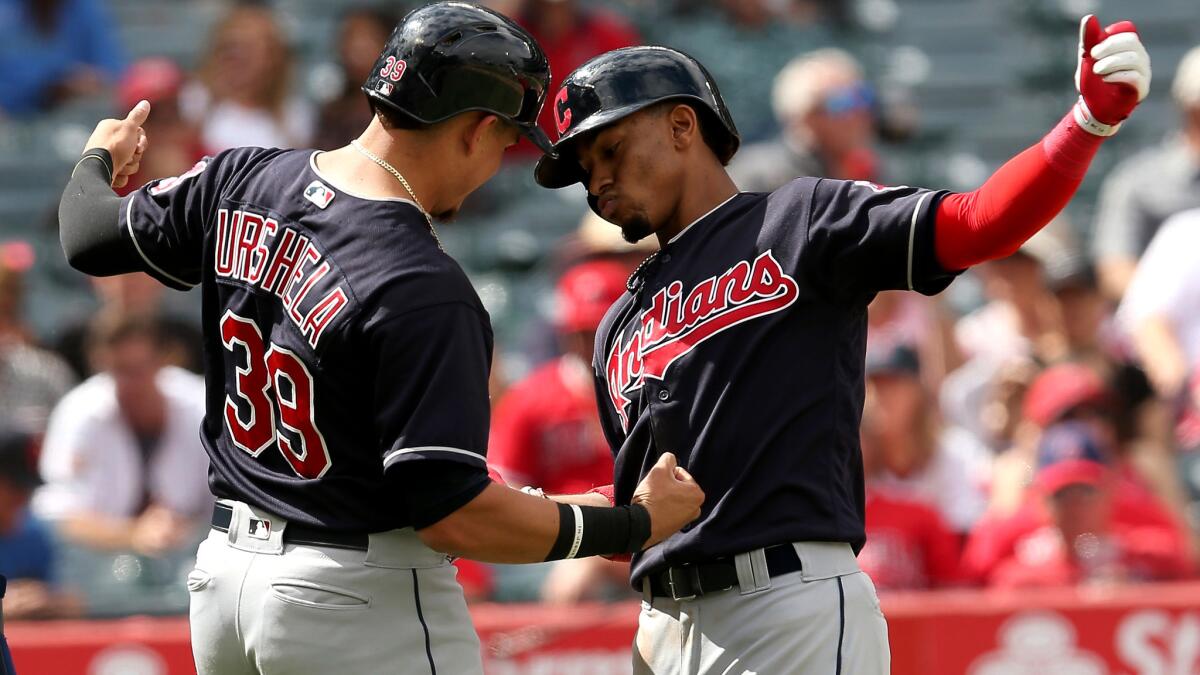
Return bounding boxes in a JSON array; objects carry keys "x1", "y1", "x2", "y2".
[{"x1": 350, "y1": 139, "x2": 443, "y2": 251}]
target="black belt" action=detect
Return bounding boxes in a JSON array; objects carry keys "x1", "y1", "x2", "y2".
[
  {"x1": 211, "y1": 503, "x2": 369, "y2": 551},
  {"x1": 646, "y1": 544, "x2": 802, "y2": 601}
]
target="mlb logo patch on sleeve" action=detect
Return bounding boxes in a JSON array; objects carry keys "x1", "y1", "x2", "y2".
[{"x1": 304, "y1": 181, "x2": 336, "y2": 209}]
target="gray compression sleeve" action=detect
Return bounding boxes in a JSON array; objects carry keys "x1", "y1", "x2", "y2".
[{"x1": 58, "y1": 149, "x2": 142, "y2": 276}]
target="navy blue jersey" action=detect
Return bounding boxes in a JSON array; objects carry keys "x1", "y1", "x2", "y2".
[
  {"x1": 118, "y1": 148, "x2": 492, "y2": 532},
  {"x1": 592, "y1": 178, "x2": 960, "y2": 584}
]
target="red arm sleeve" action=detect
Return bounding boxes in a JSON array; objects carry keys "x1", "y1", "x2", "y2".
[{"x1": 935, "y1": 112, "x2": 1105, "y2": 270}]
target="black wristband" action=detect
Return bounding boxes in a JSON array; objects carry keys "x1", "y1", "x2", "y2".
[
  {"x1": 75, "y1": 148, "x2": 114, "y2": 184},
  {"x1": 627, "y1": 503, "x2": 651, "y2": 552},
  {"x1": 545, "y1": 502, "x2": 577, "y2": 561},
  {"x1": 544, "y1": 503, "x2": 653, "y2": 561}
]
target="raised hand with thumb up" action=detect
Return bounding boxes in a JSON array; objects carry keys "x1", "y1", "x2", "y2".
[
  {"x1": 1074, "y1": 15, "x2": 1151, "y2": 136},
  {"x1": 81, "y1": 99, "x2": 151, "y2": 188}
]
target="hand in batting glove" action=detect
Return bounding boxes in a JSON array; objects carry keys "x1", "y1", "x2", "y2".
[{"x1": 1074, "y1": 15, "x2": 1151, "y2": 136}]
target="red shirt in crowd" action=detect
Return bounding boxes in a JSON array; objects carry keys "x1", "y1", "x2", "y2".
[
  {"x1": 962, "y1": 471, "x2": 1193, "y2": 588},
  {"x1": 488, "y1": 356, "x2": 614, "y2": 495},
  {"x1": 859, "y1": 487, "x2": 963, "y2": 590}
]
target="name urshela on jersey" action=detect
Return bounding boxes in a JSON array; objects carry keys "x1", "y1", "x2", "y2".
[
  {"x1": 606, "y1": 250, "x2": 800, "y2": 430},
  {"x1": 214, "y1": 208, "x2": 348, "y2": 349}
]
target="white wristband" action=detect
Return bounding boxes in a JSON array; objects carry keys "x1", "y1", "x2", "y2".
[
  {"x1": 1073, "y1": 98, "x2": 1120, "y2": 137},
  {"x1": 565, "y1": 504, "x2": 584, "y2": 559},
  {"x1": 520, "y1": 486, "x2": 548, "y2": 499}
]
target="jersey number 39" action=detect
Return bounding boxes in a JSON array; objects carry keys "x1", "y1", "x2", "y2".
[{"x1": 220, "y1": 311, "x2": 332, "y2": 479}]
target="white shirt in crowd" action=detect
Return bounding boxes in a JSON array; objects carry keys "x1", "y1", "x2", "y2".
[
  {"x1": 872, "y1": 426, "x2": 993, "y2": 533},
  {"x1": 180, "y1": 81, "x2": 314, "y2": 152},
  {"x1": 33, "y1": 366, "x2": 211, "y2": 520},
  {"x1": 1117, "y1": 208, "x2": 1200, "y2": 370}
]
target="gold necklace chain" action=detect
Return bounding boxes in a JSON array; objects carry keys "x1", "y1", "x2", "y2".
[{"x1": 350, "y1": 139, "x2": 443, "y2": 251}]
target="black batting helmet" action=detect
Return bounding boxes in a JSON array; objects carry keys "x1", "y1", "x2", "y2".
[
  {"x1": 363, "y1": 2, "x2": 553, "y2": 154},
  {"x1": 534, "y1": 46, "x2": 740, "y2": 189}
]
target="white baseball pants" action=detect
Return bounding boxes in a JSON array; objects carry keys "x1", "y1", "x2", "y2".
[{"x1": 188, "y1": 500, "x2": 483, "y2": 675}]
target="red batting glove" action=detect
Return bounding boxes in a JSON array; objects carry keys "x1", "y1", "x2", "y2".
[
  {"x1": 487, "y1": 465, "x2": 507, "y2": 485},
  {"x1": 1073, "y1": 15, "x2": 1151, "y2": 136}
]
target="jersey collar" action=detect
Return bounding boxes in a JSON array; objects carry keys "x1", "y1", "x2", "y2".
[{"x1": 667, "y1": 192, "x2": 742, "y2": 247}]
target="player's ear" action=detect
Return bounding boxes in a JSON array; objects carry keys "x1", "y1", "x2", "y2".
[
  {"x1": 463, "y1": 113, "x2": 501, "y2": 157},
  {"x1": 666, "y1": 104, "x2": 698, "y2": 151}
]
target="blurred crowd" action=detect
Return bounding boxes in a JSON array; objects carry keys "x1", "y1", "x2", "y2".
[{"x1": 0, "y1": 0, "x2": 1199, "y2": 619}]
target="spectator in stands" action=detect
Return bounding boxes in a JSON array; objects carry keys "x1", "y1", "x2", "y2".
[
  {"x1": 313, "y1": 7, "x2": 395, "y2": 151},
  {"x1": 0, "y1": 0, "x2": 126, "y2": 116},
  {"x1": 954, "y1": 226, "x2": 1071, "y2": 367},
  {"x1": 0, "y1": 244, "x2": 75, "y2": 434},
  {"x1": 514, "y1": 0, "x2": 640, "y2": 157},
  {"x1": 489, "y1": 260, "x2": 630, "y2": 603},
  {"x1": 490, "y1": 260, "x2": 626, "y2": 494},
  {"x1": 968, "y1": 422, "x2": 1192, "y2": 588},
  {"x1": 866, "y1": 291, "x2": 961, "y2": 395},
  {"x1": 861, "y1": 345, "x2": 991, "y2": 534},
  {"x1": 1047, "y1": 260, "x2": 1111, "y2": 374},
  {"x1": 858, "y1": 421, "x2": 963, "y2": 591},
  {"x1": 730, "y1": 48, "x2": 880, "y2": 191},
  {"x1": 552, "y1": 211, "x2": 657, "y2": 280},
  {"x1": 0, "y1": 427, "x2": 80, "y2": 619},
  {"x1": 941, "y1": 226, "x2": 1072, "y2": 456},
  {"x1": 34, "y1": 313, "x2": 210, "y2": 557},
  {"x1": 1118, "y1": 208, "x2": 1200, "y2": 405},
  {"x1": 987, "y1": 363, "x2": 1189, "y2": 529},
  {"x1": 180, "y1": 4, "x2": 313, "y2": 151},
  {"x1": 53, "y1": 272, "x2": 202, "y2": 379},
  {"x1": 647, "y1": 0, "x2": 840, "y2": 143},
  {"x1": 113, "y1": 59, "x2": 208, "y2": 196},
  {"x1": 1091, "y1": 45, "x2": 1200, "y2": 301}
]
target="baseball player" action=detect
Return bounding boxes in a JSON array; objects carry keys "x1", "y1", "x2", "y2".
[
  {"x1": 532, "y1": 15, "x2": 1151, "y2": 674},
  {"x1": 56, "y1": 4, "x2": 703, "y2": 675}
]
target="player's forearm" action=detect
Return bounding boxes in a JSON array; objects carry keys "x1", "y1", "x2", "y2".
[
  {"x1": 416, "y1": 482, "x2": 650, "y2": 564},
  {"x1": 58, "y1": 149, "x2": 142, "y2": 276},
  {"x1": 933, "y1": 111, "x2": 1104, "y2": 270},
  {"x1": 417, "y1": 483, "x2": 560, "y2": 562}
]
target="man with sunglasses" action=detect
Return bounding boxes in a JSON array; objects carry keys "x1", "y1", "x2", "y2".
[{"x1": 731, "y1": 48, "x2": 880, "y2": 192}]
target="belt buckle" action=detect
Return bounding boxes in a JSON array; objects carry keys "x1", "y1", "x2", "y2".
[{"x1": 667, "y1": 564, "x2": 701, "y2": 601}]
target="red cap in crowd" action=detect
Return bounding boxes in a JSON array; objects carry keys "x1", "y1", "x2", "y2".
[
  {"x1": 1035, "y1": 421, "x2": 1112, "y2": 495},
  {"x1": 555, "y1": 260, "x2": 629, "y2": 333},
  {"x1": 1022, "y1": 363, "x2": 1111, "y2": 428},
  {"x1": 119, "y1": 58, "x2": 185, "y2": 110}
]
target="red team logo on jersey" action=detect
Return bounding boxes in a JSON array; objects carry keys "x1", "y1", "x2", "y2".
[{"x1": 605, "y1": 250, "x2": 800, "y2": 430}]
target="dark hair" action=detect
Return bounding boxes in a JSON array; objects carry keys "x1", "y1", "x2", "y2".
[
  {"x1": 368, "y1": 99, "x2": 431, "y2": 131},
  {"x1": 86, "y1": 311, "x2": 165, "y2": 354}
]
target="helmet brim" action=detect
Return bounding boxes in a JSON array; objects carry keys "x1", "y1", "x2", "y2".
[
  {"x1": 522, "y1": 124, "x2": 555, "y2": 156},
  {"x1": 534, "y1": 101, "x2": 658, "y2": 189}
]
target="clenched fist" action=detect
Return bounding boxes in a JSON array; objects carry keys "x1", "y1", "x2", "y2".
[{"x1": 632, "y1": 452, "x2": 704, "y2": 549}]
